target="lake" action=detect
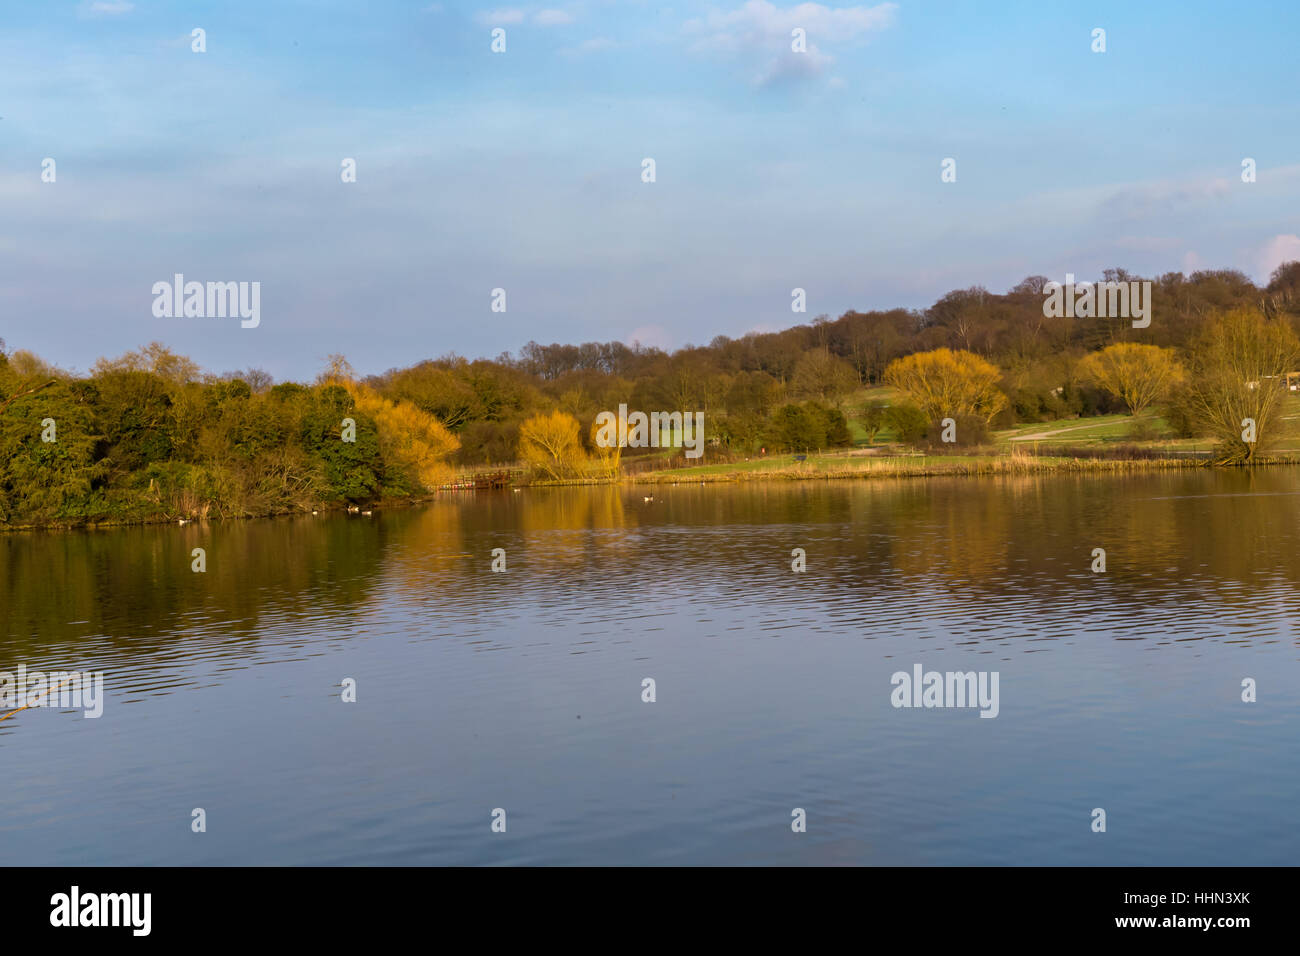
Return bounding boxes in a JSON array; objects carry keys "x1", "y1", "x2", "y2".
[{"x1": 3, "y1": 470, "x2": 1298, "y2": 865}]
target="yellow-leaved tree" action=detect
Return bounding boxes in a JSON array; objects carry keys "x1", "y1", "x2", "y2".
[
  {"x1": 590, "y1": 416, "x2": 623, "y2": 478},
  {"x1": 344, "y1": 381, "x2": 460, "y2": 491},
  {"x1": 1079, "y1": 343, "x2": 1185, "y2": 415},
  {"x1": 883, "y1": 348, "x2": 1008, "y2": 423},
  {"x1": 519, "y1": 410, "x2": 587, "y2": 480}
]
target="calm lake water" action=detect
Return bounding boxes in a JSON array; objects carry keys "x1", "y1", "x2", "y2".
[{"x1": 3, "y1": 470, "x2": 1298, "y2": 865}]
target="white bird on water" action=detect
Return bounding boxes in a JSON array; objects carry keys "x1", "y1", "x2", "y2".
[
  {"x1": 643, "y1": 496, "x2": 653, "y2": 502},
  {"x1": 177, "y1": 518, "x2": 189, "y2": 525}
]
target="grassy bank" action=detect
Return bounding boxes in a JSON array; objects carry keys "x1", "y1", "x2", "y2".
[
  {"x1": 622, "y1": 389, "x2": 1300, "y2": 484},
  {"x1": 627, "y1": 452, "x2": 1217, "y2": 484}
]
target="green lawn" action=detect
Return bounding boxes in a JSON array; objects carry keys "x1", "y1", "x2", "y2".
[
  {"x1": 641, "y1": 451, "x2": 1000, "y2": 479},
  {"x1": 635, "y1": 392, "x2": 1300, "y2": 482},
  {"x1": 994, "y1": 394, "x2": 1300, "y2": 451}
]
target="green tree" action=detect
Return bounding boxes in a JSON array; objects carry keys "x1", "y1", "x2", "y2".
[
  {"x1": 858, "y1": 401, "x2": 888, "y2": 444},
  {"x1": 884, "y1": 403, "x2": 929, "y2": 443},
  {"x1": 0, "y1": 382, "x2": 104, "y2": 524}
]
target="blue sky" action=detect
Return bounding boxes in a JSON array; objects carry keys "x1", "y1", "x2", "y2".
[{"x1": 2, "y1": 0, "x2": 1298, "y2": 380}]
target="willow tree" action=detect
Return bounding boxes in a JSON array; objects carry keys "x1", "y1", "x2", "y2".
[
  {"x1": 589, "y1": 417, "x2": 623, "y2": 478},
  {"x1": 344, "y1": 381, "x2": 460, "y2": 491},
  {"x1": 518, "y1": 410, "x2": 586, "y2": 481},
  {"x1": 1079, "y1": 343, "x2": 1185, "y2": 415},
  {"x1": 883, "y1": 348, "x2": 1007, "y2": 424},
  {"x1": 1183, "y1": 308, "x2": 1300, "y2": 463}
]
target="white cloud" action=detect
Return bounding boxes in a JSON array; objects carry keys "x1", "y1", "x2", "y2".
[
  {"x1": 1258, "y1": 234, "x2": 1300, "y2": 282},
  {"x1": 79, "y1": 0, "x2": 134, "y2": 16},
  {"x1": 752, "y1": 43, "x2": 835, "y2": 86},
  {"x1": 534, "y1": 9, "x2": 575, "y2": 25},
  {"x1": 477, "y1": 9, "x2": 527, "y2": 25},
  {"x1": 684, "y1": 0, "x2": 897, "y2": 40},
  {"x1": 683, "y1": 1, "x2": 897, "y2": 86},
  {"x1": 1098, "y1": 176, "x2": 1232, "y2": 222},
  {"x1": 627, "y1": 325, "x2": 671, "y2": 350}
]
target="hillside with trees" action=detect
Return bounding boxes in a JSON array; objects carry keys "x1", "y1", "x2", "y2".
[{"x1": 3, "y1": 263, "x2": 1300, "y2": 527}]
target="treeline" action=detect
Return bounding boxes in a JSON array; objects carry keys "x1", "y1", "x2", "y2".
[
  {"x1": 0, "y1": 347, "x2": 457, "y2": 527},
  {"x1": 3, "y1": 263, "x2": 1300, "y2": 526},
  {"x1": 369, "y1": 263, "x2": 1300, "y2": 461}
]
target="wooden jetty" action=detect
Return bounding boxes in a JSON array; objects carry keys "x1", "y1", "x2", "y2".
[{"x1": 442, "y1": 470, "x2": 518, "y2": 492}]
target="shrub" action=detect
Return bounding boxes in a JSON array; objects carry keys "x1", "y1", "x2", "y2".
[{"x1": 884, "y1": 402, "x2": 929, "y2": 443}]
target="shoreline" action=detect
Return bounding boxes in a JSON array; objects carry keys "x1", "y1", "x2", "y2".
[{"x1": 4, "y1": 455, "x2": 1296, "y2": 532}]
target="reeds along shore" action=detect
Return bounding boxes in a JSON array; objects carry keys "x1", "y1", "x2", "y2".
[
  {"x1": 624, "y1": 456, "x2": 1216, "y2": 484},
  {"x1": 523, "y1": 450, "x2": 1298, "y2": 486}
]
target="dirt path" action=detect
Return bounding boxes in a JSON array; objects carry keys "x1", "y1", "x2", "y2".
[{"x1": 1007, "y1": 421, "x2": 1112, "y2": 441}]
